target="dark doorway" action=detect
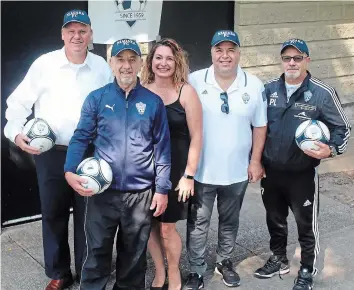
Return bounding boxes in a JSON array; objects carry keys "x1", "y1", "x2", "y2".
[
  {"x1": 1, "y1": 1, "x2": 89, "y2": 226},
  {"x1": 159, "y1": 1, "x2": 235, "y2": 71}
]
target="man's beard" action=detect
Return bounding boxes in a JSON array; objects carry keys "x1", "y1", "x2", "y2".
[
  {"x1": 119, "y1": 75, "x2": 134, "y2": 86},
  {"x1": 285, "y1": 70, "x2": 301, "y2": 80}
]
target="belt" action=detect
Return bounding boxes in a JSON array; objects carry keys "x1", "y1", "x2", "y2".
[{"x1": 55, "y1": 145, "x2": 68, "y2": 151}]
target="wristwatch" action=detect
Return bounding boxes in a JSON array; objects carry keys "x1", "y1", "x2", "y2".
[
  {"x1": 329, "y1": 145, "x2": 337, "y2": 158},
  {"x1": 183, "y1": 173, "x2": 194, "y2": 180}
]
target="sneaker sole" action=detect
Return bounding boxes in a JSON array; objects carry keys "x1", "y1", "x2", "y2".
[
  {"x1": 214, "y1": 267, "x2": 241, "y2": 287},
  {"x1": 185, "y1": 283, "x2": 204, "y2": 290},
  {"x1": 294, "y1": 279, "x2": 314, "y2": 289},
  {"x1": 254, "y1": 268, "x2": 290, "y2": 279}
]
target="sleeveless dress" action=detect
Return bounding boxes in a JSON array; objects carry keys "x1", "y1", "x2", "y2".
[{"x1": 157, "y1": 85, "x2": 190, "y2": 223}]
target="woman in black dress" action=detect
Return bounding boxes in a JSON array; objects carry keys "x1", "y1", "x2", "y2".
[{"x1": 141, "y1": 39, "x2": 202, "y2": 290}]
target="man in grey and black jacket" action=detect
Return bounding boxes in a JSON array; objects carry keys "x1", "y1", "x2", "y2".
[{"x1": 254, "y1": 38, "x2": 351, "y2": 290}]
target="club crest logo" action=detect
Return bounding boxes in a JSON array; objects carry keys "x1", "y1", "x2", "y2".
[
  {"x1": 115, "y1": 0, "x2": 148, "y2": 27},
  {"x1": 32, "y1": 120, "x2": 49, "y2": 136},
  {"x1": 304, "y1": 90, "x2": 312, "y2": 102},
  {"x1": 37, "y1": 123, "x2": 46, "y2": 133},
  {"x1": 136, "y1": 102, "x2": 146, "y2": 115},
  {"x1": 242, "y1": 92, "x2": 250, "y2": 104}
]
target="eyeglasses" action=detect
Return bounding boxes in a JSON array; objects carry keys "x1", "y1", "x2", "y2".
[
  {"x1": 281, "y1": 55, "x2": 305, "y2": 63},
  {"x1": 220, "y1": 92, "x2": 229, "y2": 114}
]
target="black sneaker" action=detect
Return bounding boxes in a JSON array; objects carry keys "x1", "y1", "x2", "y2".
[
  {"x1": 215, "y1": 259, "x2": 240, "y2": 287},
  {"x1": 184, "y1": 273, "x2": 204, "y2": 290},
  {"x1": 254, "y1": 255, "x2": 290, "y2": 279},
  {"x1": 293, "y1": 267, "x2": 314, "y2": 290}
]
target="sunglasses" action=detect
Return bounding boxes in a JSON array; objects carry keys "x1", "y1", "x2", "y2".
[
  {"x1": 220, "y1": 92, "x2": 229, "y2": 114},
  {"x1": 281, "y1": 55, "x2": 305, "y2": 63}
]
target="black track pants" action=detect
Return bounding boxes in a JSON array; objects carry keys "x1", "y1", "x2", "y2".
[{"x1": 261, "y1": 167, "x2": 319, "y2": 273}]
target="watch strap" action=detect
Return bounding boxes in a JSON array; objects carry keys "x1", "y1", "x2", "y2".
[{"x1": 183, "y1": 173, "x2": 194, "y2": 179}]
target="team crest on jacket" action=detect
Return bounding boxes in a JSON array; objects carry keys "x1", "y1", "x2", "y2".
[
  {"x1": 242, "y1": 92, "x2": 250, "y2": 104},
  {"x1": 136, "y1": 102, "x2": 146, "y2": 115},
  {"x1": 304, "y1": 90, "x2": 312, "y2": 102}
]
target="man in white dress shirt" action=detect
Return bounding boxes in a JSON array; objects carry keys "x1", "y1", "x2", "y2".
[{"x1": 4, "y1": 10, "x2": 112, "y2": 290}]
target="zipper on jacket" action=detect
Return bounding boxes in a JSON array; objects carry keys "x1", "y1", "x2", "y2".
[
  {"x1": 278, "y1": 114, "x2": 287, "y2": 163},
  {"x1": 278, "y1": 85, "x2": 306, "y2": 165},
  {"x1": 120, "y1": 99, "x2": 129, "y2": 189}
]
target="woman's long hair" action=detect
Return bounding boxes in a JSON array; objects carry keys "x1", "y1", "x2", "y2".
[{"x1": 141, "y1": 38, "x2": 189, "y2": 90}]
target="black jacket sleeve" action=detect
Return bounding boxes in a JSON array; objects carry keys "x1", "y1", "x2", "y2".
[{"x1": 320, "y1": 88, "x2": 351, "y2": 154}]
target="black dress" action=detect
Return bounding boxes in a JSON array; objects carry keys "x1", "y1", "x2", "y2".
[{"x1": 157, "y1": 85, "x2": 190, "y2": 223}]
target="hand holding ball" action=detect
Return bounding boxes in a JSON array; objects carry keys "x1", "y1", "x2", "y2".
[
  {"x1": 22, "y1": 118, "x2": 56, "y2": 153},
  {"x1": 295, "y1": 120, "x2": 330, "y2": 151},
  {"x1": 76, "y1": 157, "x2": 113, "y2": 194}
]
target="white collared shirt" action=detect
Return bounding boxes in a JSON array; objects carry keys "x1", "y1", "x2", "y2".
[
  {"x1": 189, "y1": 65, "x2": 267, "y2": 185},
  {"x1": 4, "y1": 47, "x2": 113, "y2": 145}
]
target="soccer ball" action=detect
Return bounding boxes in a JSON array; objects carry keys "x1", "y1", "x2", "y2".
[
  {"x1": 22, "y1": 118, "x2": 57, "y2": 153},
  {"x1": 76, "y1": 157, "x2": 113, "y2": 194},
  {"x1": 115, "y1": 0, "x2": 147, "y2": 13},
  {"x1": 295, "y1": 120, "x2": 330, "y2": 151}
]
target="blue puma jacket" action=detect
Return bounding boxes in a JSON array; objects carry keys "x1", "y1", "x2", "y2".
[{"x1": 64, "y1": 79, "x2": 172, "y2": 194}]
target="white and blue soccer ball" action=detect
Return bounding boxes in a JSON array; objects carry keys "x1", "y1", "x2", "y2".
[
  {"x1": 115, "y1": 0, "x2": 147, "y2": 12},
  {"x1": 76, "y1": 157, "x2": 113, "y2": 194},
  {"x1": 295, "y1": 120, "x2": 330, "y2": 151},
  {"x1": 22, "y1": 118, "x2": 57, "y2": 153}
]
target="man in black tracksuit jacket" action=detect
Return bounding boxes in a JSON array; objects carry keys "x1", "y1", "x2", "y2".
[
  {"x1": 254, "y1": 39, "x2": 351, "y2": 290},
  {"x1": 64, "y1": 39, "x2": 171, "y2": 290}
]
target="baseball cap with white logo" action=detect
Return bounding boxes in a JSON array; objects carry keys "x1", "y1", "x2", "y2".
[
  {"x1": 62, "y1": 9, "x2": 91, "y2": 28},
  {"x1": 211, "y1": 30, "x2": 240, "y2": 47},
  {"x1": 111, "y1": 39, "x2": 142, "y2": 57},
  {"x1": 281, "y1": 38, "x2": 309, "y2": 56}
]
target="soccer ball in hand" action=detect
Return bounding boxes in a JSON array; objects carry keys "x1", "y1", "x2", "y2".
[
  {"x1": 22, "y1": 118, "x2": 57, "y2": 153},
  {"x1": 76, "y1": 157, "x2": 113, "y2": 194},
  {"x1": 295, "y1": 120, "x2": 330, "y2": 151}
]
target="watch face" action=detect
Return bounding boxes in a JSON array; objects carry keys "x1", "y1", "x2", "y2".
[
  {"x1": 330, "y1": 146, "x2": 337, "y2": 157},
  {"x1": 183, "y1": 173, "x2": 194, "y2": 179}
]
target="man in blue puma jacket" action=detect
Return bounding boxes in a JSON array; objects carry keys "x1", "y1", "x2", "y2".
[{"x1": 64, "y1": 39, "x2": 171, "y2": 290}]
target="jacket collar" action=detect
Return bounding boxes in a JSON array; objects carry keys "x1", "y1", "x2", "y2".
[
  {"x1": 58, "y1": 46, "x2": 93, "y2": 69},
  {"x1": 279, "y1": 71, "x2": 312, "y2": 109},
  {"x1": 279, "y1": 71, "x2": 312, "y2": 90},
  {"x1": 113, "y1": 77, "x2": 142, "y2": 96},
  {"x1": 205, "y1": 65, "x2": 246, "y2": 93}
]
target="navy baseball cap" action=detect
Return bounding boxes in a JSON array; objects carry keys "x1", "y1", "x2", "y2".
[
  {"x1": 111, "y1": 39, "x2": 141, "y2": 57},
  {"x1": 281, "y1": 38, "x2": 309, "y2": 56},
  {"x1": 211, "y1": 30, "x2": 240, "y2": 47},
  {"x1": 63, "y1": 10, "x2": 91, "y2": 28}
]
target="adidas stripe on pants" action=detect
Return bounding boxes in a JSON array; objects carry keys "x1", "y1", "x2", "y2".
[{"x1": 261, "y1": 167, "x2": 319, "y2": 273}]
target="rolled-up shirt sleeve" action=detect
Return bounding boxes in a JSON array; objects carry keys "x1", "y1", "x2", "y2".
[{"x1": 4, "y1": 58, "x2": 42, "y2": 143}]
